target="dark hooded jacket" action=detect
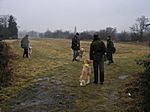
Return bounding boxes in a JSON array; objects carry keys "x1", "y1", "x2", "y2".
[
  {"x1": 90, "y1": 37, "x2": 106, "y2": 61},
  {"x1": 71, "y1": 35, "x2": 80, "y2": 50},
  {"x1": 107, "y1": 39, "x2": 114, "y2": 53}
]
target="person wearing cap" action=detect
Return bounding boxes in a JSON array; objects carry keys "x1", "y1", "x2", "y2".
[
  {"x1": 71, "y1": 32, "x2": 80, "y2": 61},
  {"x1": 21, "y1": 35, "x2": 30, "y2": 58},
  {"x1": 90, "y1": 33, "x2": 106, "y2": 84},
  {"x1": 106, "y1": 35, "x2": 114, "y2": 64}
]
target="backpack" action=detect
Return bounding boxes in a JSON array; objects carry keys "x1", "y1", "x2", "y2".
[
  {"x1": 111, "y1": 47, "x2": 116, "y2": 54},
  {"x1": 21, "y1": 43, "x2": 24, "y2": 48},
  {"x1": 110, "y1": 41, "x2": 116, "y2": 54}
]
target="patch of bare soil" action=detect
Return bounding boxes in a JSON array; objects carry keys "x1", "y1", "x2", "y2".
[
  {"x1": 2, "y1": 62, "x2": 126, "y2": 112},
  {"x1": 4, "y1": 69, "x2": 77, "y2": 112}
]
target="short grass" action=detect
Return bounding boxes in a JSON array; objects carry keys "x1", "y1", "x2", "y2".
[{"x1": 0, "y1": 38, "x2": 150, "y2": 112}]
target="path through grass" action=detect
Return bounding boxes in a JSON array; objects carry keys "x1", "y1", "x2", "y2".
[{"x1": 0, "y1": 39, "x2": 150, "y2": 112}]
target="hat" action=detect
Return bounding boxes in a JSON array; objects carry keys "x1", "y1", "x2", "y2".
[
  {"x1": 76, "y1": 32, "x2": 79, "y2": 36},
  {"x1": 93, "y1": 32, "x2": 98, "y2": 37},
  {"x1": 93, "y1": 32, "x2": 99, "y2": 40},
  {"x1": 25, "y1": 35, "x2": 29, "y2": 37}
]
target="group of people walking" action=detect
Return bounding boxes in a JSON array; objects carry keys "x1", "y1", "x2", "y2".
[
  {"x1": 71, "y1": 32, "x2": 115, "y2": 84},
  {"x1": 20, "y1": 33, "x2": 115, "y2": 85}
]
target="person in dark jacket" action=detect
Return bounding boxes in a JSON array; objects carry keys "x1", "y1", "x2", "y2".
[
  {"x1": 71, "y1": 33, "x2": 80, "y2": 61},
  {"x1": 90, "y1": 33, "x2": 106, "y2": 84},
  {"x1": 106, "y1": 35, "x2": 114, "y2": 64},
  {"x1": 21, "y1": 35, "x2": 30, "y2": 58}
]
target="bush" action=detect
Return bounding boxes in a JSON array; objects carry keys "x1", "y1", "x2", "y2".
[
  {"x1": 0, "y1": 42, "x2": 12, "y2": 88},
  {"x1": 137, "y1": 54, "x2": 150, "y2": 72},
  {"x1": 135, "y1": 54, "x2": 150, "y2": 111}
]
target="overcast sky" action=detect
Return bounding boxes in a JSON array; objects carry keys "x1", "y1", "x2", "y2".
[{"x1": 0, "y1": 0, "x2": 150, "y2": 32}]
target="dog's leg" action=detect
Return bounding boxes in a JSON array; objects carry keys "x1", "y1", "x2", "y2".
[
  {"x1": 80, "y1": 82, "x2": 83, "y2": 86},
  {"x1": 80, "y1": 80, "x2": 84, "y2": 86},
  {"x1": 86, "y1": 76, "x2": 90, "y2": 84},
  {"x1": 79, "y1": 78, "x2": 82, "y2": 86},
  {"x1": 80, "y1": 80, "x2": 86, "y2": 86},
  {"x1": 83, "y1": 80, "x2": 86, "y2": 86}
]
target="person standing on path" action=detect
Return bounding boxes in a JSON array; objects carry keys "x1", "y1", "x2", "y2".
[
  {"x1": 90, "y1": 33, "x2": 106, "y2": 84},
  {"x1": 106, "y1": 35, "x2": 115, "y2": 64},
  {"x1": 71, "y1": 32, "x2": 80, "y2": 62},
  {"x1": 21, "y1": 35, "x2": 30, "y2": 58}
]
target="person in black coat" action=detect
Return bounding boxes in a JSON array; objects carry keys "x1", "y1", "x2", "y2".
[
  {"x1": 90, "y1": 33, "x2": 106, "y2": 84},
  {"x1": 106, "y1": 35, "x2": 114, "y2": 64},
  {"x1": 21, "y1": 35, "x2": 30, "y2": 58},
  {"x1": 71, "y1": 33, "x2": 80, "y2": 61}
]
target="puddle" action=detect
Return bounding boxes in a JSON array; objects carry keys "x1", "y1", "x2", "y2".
[
  {"x1": 118, "y1": 75, "x2": 128, "y2": 80},
  {"x1": 110, "y1": 92, "x2": 119, "y2": 101},
  {"x1": 37, "y1": 77, "x2": 49, "y2": 81}
]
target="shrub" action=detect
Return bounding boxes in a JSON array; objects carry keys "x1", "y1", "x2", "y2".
[
  {"x1": 0, "y1": 41, "x2": 12, "y2": 88},
  {"x1": 136, "y1": 54, "x2": 150, "y2": 111}
]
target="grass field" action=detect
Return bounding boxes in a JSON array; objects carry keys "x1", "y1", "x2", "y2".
[{"x1": 0, "y1": 38, "x2": 150, "y2": 112}]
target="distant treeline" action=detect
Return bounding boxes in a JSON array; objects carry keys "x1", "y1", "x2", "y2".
[
  {"x1": 19, "y1": 27, "x2": 116, "y2": 40},
  {"x1": 20, "y1": 15, "x2": 150, "y2": 42},
  {"x1": 20, "y1": 27, "x2": 150, "y2": 42},
  {"x1": 0, "y1": 14, "x2": 149, "y2": 42}
]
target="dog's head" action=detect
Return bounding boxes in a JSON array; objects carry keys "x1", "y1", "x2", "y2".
[{"x1": 84, "y1": 59, "x2": 92, "y2": 64}]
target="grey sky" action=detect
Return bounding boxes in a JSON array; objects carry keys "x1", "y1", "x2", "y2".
[{"x1": 0, "y1": 0, "x2": 150, "y2": 32}]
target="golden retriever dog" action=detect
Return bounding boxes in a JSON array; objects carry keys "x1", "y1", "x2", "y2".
[{"x1": 80, "y1": 59, "x2": 92, "y2": 86}]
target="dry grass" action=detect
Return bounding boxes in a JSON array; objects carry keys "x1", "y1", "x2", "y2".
[{"x1": 0, "y1": 39, "x2": 150, "y2": 111}]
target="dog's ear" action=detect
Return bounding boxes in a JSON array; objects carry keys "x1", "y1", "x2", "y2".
[
  {"x1": 88, "y1": 60, "x2": 91, "y2": 64},
  {"x1": 90, "y1": 60, "x2": 93, "y2": 63},
  {"x1": 87, "y1": 59, "x2": 92, "y2": 64}
]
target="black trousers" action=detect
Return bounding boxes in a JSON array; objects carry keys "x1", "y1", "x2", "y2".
[
  {"x1": 93, "y1": 59, "x2": 104, "y2": 83},
  {"x1": 107, "y1": 52, "x2": 113, "y2": 63},
  {"x1": 23, "y1": 48, "x2": 29, "y2": 58},
  {"x1": 72, "y1": 50, "x2": 79, "y2": 61}
]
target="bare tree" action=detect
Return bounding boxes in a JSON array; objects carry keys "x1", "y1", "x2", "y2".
[
  {"x1": 0, "y1": 15, "x2": 10, "y2": 39},
  {"x1": 0, "y1": 15, "x2": 9, "y2": 28},
  {"x1": 106, "y1": 27, "x2": 117, "y2": 40},
  {"x1": 130, "y1": 16, "x2": 149, "y2": 41}
]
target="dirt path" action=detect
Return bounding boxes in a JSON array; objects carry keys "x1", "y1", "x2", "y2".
[
  {"x1": 1, "y1": 39, "x2": 149, "y2": 112},
  {"x1": 2, "y1": 61, "x2": 129, "y2": 112},
  {"x1": 4, "y1": 66, "x2": 77, "y2": 112}
]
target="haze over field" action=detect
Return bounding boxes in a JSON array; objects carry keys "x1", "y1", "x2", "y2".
[{"x1": 0, "y1": 0, "x2": 150, "y2": 32}]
